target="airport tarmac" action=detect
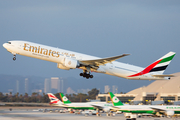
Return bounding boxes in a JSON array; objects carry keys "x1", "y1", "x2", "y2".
[{"x1": 0, "y1": 107, "x2": 179, "y2": 120}]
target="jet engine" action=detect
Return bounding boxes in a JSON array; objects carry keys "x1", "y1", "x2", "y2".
[
  {"x1": 58, "y1": 57, "x2": 78, "y2": 70},
  {"x1": 57, "y1": 63, "x2": 70, "y2": 70},
  {"x1": 103, "y1": 107, "x2": 111, "y2": 113},
  {"x1": 64, "y1": 57, "x2": 78, "y2": 69},
  {"x1": 165, "y1": 110, "x2": 174, "y2": 116}
]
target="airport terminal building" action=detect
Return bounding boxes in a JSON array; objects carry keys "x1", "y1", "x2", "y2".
[{"x1": 96, "y1": 72, "x2": 180, "y2": 105}]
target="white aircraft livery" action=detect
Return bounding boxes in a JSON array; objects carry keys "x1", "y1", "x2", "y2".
[{"x1": 3, "y1": 40, "x2": 176, "y2": 80}]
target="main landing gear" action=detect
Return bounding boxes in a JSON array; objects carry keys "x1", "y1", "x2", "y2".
[
  {"x1": 80, "y1": 72, "x2": 93, "y2": 79},
  {"x1": 13, "y1": 54, "x2": 16, "y2": 61}
]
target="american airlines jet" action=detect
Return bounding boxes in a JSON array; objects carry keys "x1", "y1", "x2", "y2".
[{"x1": 3, "y1": 40, "x2": 175, "y2": 80}]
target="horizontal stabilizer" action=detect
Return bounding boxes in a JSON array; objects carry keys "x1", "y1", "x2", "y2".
[{"x1": 152, "y1": 74, "x2": 175, "y2": 77}]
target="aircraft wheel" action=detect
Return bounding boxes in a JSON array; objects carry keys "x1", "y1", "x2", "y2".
[
  {"x1": 13, "y1": 57, "x2": 16, "y2": 61},
  {"x1": 80, "y1": 73, "x2": 83, "y2": 76},
  {"x1": 86, "y1": 74, "x2": 90, "y2": 79},
  {"x1": 83, "y1": 73, "x2": 87, "y2": 77},
  {"x1": 106, "y1": 113, "x2": 110, "y2": 116},
  {"x1": 90, "y1": 75, "x2": 93, "y2": 78}
]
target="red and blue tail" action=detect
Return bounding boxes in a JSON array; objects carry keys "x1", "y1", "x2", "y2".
[{"x1": 47, "y1": 93, "x2": 62, "y2": 105}]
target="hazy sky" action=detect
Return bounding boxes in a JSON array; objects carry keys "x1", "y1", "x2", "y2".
[{"x1": 1, "y1": 0, "x2": 180, "y2": 79}]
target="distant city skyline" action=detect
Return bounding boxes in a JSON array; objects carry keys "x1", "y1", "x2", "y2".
[{"x1": 0, "y1": 74, "x2": 153, "y2": 96}]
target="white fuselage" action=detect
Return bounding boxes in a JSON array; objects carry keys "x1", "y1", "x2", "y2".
[
  {"x1": 111, "y1": 105, "x2": 180, "y2": 115},
  {"x1": 63, "y1": 102, "x2": 112, "y2": 107},
  {"x1": 3, "y1": 41, "x2": 167, "y2": 80},
  {"x1": 51, "y1": 101, "x2": 112, "y2": 110}
]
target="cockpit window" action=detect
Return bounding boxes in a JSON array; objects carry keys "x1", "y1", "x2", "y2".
[{"x1": 7, "y1": 42, "x2": 11, "y2": 44}]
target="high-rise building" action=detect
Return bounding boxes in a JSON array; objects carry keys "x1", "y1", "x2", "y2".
[
  {"x1": 60, "y1": 78, "x2": 63, "y2": 93},
  {"x1": 104, "y1": 85, "x2": 110, "y2": 93},
  {"x1": 16, "y1": 80, "x2": 19, "y2": 93},
  {"x1": 25, "y1": 78, "x2": 29, "y2": 94},
  {"x1": 112, "y1": 85, "x2": 118, "y2": 94},
  {"x1": 51, "y1": 77, "x2": 60, "y2": 93},
  {"x1": 77, "y1": 89, "x2": 91, "y2": 94},
  {"x1": 44, "y1": 78, "x2": 51, "y2": 94},
  {"x1": 66, "y1": 87, "x2": 76, "y2": 94}
]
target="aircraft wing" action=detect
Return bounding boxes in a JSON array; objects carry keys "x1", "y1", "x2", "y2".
[
  {"x1": 91, "y1": 104, "x2": 115, "y2": 111},
  {"x1": 79, "y1": 54, "x2": 130, "y2": 67},
  {"x1": 91, "y1": 104, "x2": 104, "y2": 109},
  {"x1": 150, "y1": 107, "x2": 166, "y2": 112},
  {"x1": 109, "y1": 106, "x2": 122, "y2": 111},
  {"x1": 111, "y1": 106, "x2": 121, "y2": 109}
]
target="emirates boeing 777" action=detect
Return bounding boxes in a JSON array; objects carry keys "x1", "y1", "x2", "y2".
[{"x1": 3, "y1": 40, "x2": 175, "y2": 80}]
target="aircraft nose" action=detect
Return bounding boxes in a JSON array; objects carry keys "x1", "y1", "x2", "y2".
[
  {"x1": 3, "y1": 43, "x2": 6, "y2": 48},
  {"x1": 3, "y1": 43, "x2": 9, "y2": 49}
]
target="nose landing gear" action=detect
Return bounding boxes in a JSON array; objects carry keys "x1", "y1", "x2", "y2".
[{"x1": 13, "y1": 54, "x2": 16, "y2": 61}]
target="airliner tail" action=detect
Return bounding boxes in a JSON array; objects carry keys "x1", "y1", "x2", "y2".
[
  {"x1": 47, "y1": 93, "x2": 62, "y2": 105},
  {"x1": 149, "y1": 51, "x2": 176, "y2": 74},
  {"x1": 108, "y1": 92, "x2": 124, "y2": 106},
  {"x1": 59, "y1": 93, "x2": 71, "y2": 104},
  {"x1": 128, "y1": 52, "x2": 176, "y2": 77}
]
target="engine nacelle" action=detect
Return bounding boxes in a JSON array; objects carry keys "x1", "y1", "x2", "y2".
[
  {"x1": 64, "y1": 57, "x2": 78, "y2": 69},
  {"x1": 165, "y1": 110, "x2": 174, "y2": 116},
  {"x1": 57, "y1": 63, "x2": 70, "y2": 70},
  {"x1": 103, "y1": 107, "x2": 111, "y2": 113}
]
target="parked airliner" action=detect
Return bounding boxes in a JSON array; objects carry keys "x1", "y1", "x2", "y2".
[
  {"x1": 48, "y1": 93, "x2": 112, "y2": 113},
  {"x1": 109, "y1": 92, "x2": 180, "y2": 118},
  {"x1": 3, "y1": 40, "x2": 175, "y2": 79}
]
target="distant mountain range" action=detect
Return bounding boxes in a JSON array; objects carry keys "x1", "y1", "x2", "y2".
[{"x1": 0, "y1": 74, "x2": 153, "y2": 95}]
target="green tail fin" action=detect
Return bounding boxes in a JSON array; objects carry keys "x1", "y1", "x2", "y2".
[
  {"x1": 108, "y1": 92, "x2": 124, "y2": 106},
  {"x1": 59, "y1": 93, "x2": 71, "y2": 104}
]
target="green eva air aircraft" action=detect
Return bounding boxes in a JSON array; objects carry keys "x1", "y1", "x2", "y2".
[
  {"x1": 109, "y1": 92, "x2": 180, "y2": 117},
  {"x1": 59, "y1": 93, "x2": 113, "y2": 112}
]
